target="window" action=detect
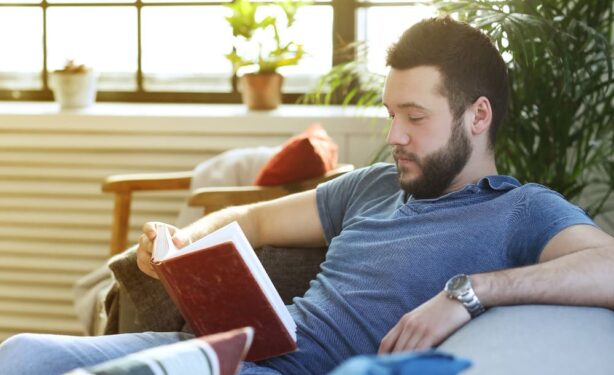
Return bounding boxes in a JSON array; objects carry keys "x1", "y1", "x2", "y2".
[{"x1": 0, "y1": 0, "x2": 434, "y2": 103}]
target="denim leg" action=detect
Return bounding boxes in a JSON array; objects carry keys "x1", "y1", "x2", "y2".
[{"x1": 0, "y1": 331, "x2": 192, "y2": 375}]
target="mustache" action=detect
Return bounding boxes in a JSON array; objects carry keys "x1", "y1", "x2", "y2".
[{"x1": 392, "y1": 148, "x2": 421, "y2": 164}]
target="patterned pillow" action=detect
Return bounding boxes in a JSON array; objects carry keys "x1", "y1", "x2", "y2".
[{"x1": 65, "y1": 327, "x2": 253, "y2": 375}]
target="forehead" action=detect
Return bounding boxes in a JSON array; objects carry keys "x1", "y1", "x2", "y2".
[{"x1": 383, "y1": 66, "x2": 448, "y2": 111}]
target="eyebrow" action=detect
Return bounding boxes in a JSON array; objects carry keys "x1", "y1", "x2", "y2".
[{"x1": 383, "y1": 102, "x2": 429, "y2": 111}]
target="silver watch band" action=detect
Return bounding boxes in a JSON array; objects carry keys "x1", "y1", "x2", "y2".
[
  {"x1": 458, "y1": 290, "x2": 485, "y2": 318},
  {"x1": 445, "y1": 274, "x2": 486, "y2": 318}
]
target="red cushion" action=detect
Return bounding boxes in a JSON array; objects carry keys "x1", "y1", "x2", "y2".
[{"x1": 253, "y1": 123, "x2": 338, "y2": 186}]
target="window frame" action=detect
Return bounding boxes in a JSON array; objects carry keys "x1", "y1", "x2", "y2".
[{"x1": 0, "y1": 0, "x2": 417, "y2": 103}]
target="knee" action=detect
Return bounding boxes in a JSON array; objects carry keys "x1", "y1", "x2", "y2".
[
  {"x1": 1, "y1": 333, "x2": 48, "y2": 354},
  {"x1": 0, "y1": 333, "x2": 54, "y2": 371},
  {"x1": 0, "y1": 333, "x2": 68, "y2": 375}
]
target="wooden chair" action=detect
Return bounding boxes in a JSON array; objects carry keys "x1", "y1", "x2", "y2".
[{"x1": 102, "y1": 164, "x2": 354, "y2": 256}]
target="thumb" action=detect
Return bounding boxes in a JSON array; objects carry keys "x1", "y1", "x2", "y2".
[{"x1": 171, "y1": 230, "x2": 192, "y2": 249}]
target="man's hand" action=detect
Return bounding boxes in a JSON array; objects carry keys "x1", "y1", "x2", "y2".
[
  {"x1": 136, "y1": 221, "x2": 193, "y2": 279},
  {"x1": 378, "y1": 291, "x2": 471, "y2": 353}
]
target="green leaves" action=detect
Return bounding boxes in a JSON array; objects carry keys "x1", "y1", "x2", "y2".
[
  {"x1": 434, "y1": 0, "x2": 614, "y2": 217},
  {"x1": 224, "y1": 0, "x2": 309, "y2": 74},
  {"x1": 300, "y1": 42, "x2": 384, "y2": 107}
]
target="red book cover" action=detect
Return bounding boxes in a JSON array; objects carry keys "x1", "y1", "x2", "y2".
[{"x1": 152, "y1": 222, "x2": 297, "y2": 362}]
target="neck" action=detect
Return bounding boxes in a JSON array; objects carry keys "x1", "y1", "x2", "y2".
[{"x1": 445, "y1": 153, "x2": 498, "y2": 193}]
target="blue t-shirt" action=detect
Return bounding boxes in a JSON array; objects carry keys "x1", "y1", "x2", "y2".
[{"x1": 258, "y1": 163, "x2": 594, "y2": 375}]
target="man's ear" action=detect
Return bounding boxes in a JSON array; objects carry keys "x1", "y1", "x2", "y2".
[{"x1": 470, "y1": 96, "x2": 492, "y2": 136}]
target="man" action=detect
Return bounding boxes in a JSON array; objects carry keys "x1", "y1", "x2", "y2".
[{"x1": 1, "y1": 16, "x2": 612, "y2": 375}]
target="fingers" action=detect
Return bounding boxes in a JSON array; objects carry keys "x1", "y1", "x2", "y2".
[
  {"x1": 379, "y1": 315, "x2": 434, "y2": 354},
  {"x1": 171, "y1": 229, "x2": 193, "y2": 249},
  {"x1": 136, "y1": 245, "x2": 159, "y2": 279},
  {"x1": 136, "y1": 221, "x2": 191, "y2": 278},
  {"x1": 142, "y1": 222, "x2": 159, "y2": 241},
  {"x1": 136, "y1": 222, "x2": 165, "y2": 279},
  {"x1": 378, "y1": 322, "x2": 401, "y2": 354}
]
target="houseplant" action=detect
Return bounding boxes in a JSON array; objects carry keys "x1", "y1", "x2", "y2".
[
  {"x1": 49, "y1": 59, "x2": 97, "y2": 109},
  {"x1": 303, "y1": 0, "x2": 614, "y2": 219},
  {"x1": 225, "y1": 0, "x2": 306, "y2": 110}
]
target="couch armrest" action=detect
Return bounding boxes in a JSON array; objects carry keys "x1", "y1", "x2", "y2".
[{"x1": 438, "y1": 305, "x2": 614, "y2": 375}]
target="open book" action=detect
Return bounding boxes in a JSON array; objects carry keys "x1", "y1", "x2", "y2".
[{"x1": 151, "y1": 221, "x2": 297, "y2": 362}]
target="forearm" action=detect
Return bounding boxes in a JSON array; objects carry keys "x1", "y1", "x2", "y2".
[
  {"x1": 183, "y1": 204, "x2": 263, "y2": 247},
  {"x1": 472, "y1": 246, "x2": 614, "y2": 309},
  {"x1": 181, "y1": 190, "x2": 326, "y2": 250}
]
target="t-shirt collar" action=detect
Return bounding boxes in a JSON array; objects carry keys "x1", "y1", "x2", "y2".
[
  {"x1": 402, "y1": 175, "x2": 521, "y2": 204},
  {"x1": 477, "y1": 175, "x2": 521, "y2": 191}
]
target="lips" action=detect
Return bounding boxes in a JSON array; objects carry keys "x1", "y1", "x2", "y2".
[{"x1": 393, "y1": 149, "x2": 419, "y2": 164}]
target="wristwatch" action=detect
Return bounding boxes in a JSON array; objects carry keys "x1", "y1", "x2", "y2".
[{"x1": 444, "y1": 274, "x2": 486, "y2": 318}]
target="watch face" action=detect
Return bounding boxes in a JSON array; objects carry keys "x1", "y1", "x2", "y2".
[{"x1": 447, "y1": 274, "x2": 470, "y2": 294}]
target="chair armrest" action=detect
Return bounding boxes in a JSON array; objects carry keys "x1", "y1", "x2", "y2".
[
  {"x1": 187, "y1": 164, "x2": 354, "y2": 212},
  {"x1": 102, "y1": 170, "x2": 192, "y2": 255},
  {"x1": 102, "y1": 171, "x2": 193, "y2": 193},
  {"x1": 188, "y1": 186, "x2": 293, "y2": 211}
]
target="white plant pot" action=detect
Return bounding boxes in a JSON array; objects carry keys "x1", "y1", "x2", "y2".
[{"x1": 50, "y1": 70, "x2": 97, "y2": 109}]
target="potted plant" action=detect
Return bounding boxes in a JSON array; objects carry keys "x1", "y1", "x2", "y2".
[
  {"x1": 225, "y1": 0, "x2": 306, "y2": 110},
  {"x1": 49, "y1": 59, "x2": 97, "y2": 109}
]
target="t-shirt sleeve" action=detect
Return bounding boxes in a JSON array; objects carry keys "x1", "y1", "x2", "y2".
[
  {"x1": 315, "y1": 167, "x2": 366, "y2": 244},
  {"x1": 509, "y1": 186, "x2": 596, "y2": 265}
]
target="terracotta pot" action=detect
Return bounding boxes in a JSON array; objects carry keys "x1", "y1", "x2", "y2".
[{"x1": 239, "y1": 73, "x2": 283, "y2": 110}]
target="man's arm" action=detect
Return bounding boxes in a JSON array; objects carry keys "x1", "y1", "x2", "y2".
[
  {"x1": 474, "y1": 224, "x2": 614, "y2": 308},
  {"x1": 137, "y1": 190, "x2": 327, "y2": 278},
  {"x1": 379, "y1": 224, "x2": 614, "y2": 353}
]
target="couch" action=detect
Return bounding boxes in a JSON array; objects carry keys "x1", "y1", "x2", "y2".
[{"x1": 104, "y1": 246, "x2": 614, "y2": 375}]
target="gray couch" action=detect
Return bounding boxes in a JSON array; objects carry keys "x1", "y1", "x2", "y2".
[{"x1": 104, "y1": 246, "x2": 614, "y2": 374}]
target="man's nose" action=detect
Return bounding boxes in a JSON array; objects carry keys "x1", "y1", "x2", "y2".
[{"x1": 386, "y1": 120, "x2": 411, "y2": 145}]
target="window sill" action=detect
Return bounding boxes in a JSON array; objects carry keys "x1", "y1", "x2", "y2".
[{"x1": 0, "y1": 101, "x2": 387, "y2": 121}]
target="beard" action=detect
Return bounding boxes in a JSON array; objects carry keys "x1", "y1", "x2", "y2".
[{"x1": 393, "y1": 118, "x2": 472, "y2": 200}]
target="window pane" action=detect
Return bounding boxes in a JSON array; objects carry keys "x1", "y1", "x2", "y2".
[
  {"x1": 47, "y1": 7, "x2": 137, "y2": 90},
  {"x1": 141, "y1": 5, "x2": 233, "y2": 92},
  {"x1": 237, "y1": 4, "x2": 332, "y2": 92},
  {"x1": 280, "y1": 5, "x2": 333, "y2": 92},
  {"x1": 357, "y1": 5, "x2": 436, "y2": 74},
  {"x1": 0, "y1": 7, "x2": 43, "y2": 89}
]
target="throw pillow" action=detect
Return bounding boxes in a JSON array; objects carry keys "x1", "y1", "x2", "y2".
[
  {"x1": 65, "y1": 327, "x2": 253, "y2": 375},
  {"x1": 329, "y1": 350, "x2": 471, "y2": 375},
  {"x1": 253, "y1": 123, "x2": 338, "y2": 186}
]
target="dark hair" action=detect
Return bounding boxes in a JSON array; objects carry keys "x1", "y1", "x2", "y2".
[{"x1": 387, "y1": 16, "x2": 509, "y2": 149}]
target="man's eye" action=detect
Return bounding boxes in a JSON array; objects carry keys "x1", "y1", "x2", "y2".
[{"x1": 409, "y1": 117, "x2": 424, "y2": 122}]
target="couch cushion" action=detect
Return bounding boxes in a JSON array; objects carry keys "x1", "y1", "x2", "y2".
[
  {"x1": 438, "y1": 305, "x2": 614, "y2": 375},
  {"x1": 253, "y1": 123, "x2": 338, "y2": 186}
]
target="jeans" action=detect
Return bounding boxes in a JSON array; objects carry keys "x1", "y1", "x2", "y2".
[{"x1": 0, "y1": 332, "x2": 281, "y2": 375}]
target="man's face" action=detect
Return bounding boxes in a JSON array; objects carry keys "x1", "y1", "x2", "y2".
[{"x1": 383, "y1": 66, "x2": 472, "y2": 199}]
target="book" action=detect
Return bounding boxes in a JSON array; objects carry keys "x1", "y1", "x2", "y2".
[
  {"x1": 150, "y1": 221, "x2": 297, "y2": 362},
  {"x1": 66, "y1": 327, "x2": 254, "y2": 375}
]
